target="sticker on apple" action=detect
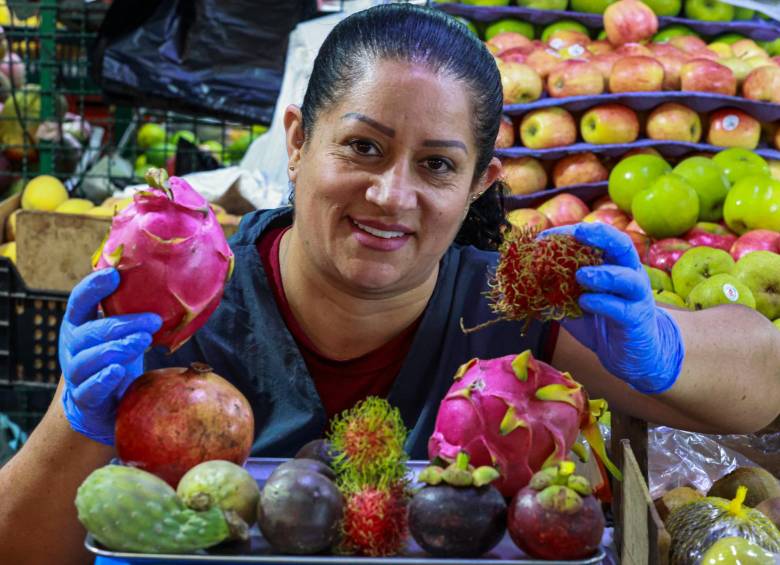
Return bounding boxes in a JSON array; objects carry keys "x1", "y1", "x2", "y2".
[
  {"x1": 567, "y1": 44, "x2": 585, "y2": 58},
  {"x1": 722, "y1": 283, "x2": 740, "y2": 302},
  {"x1": 722, "y1": 115, "x2": 740, "y2": 132}
]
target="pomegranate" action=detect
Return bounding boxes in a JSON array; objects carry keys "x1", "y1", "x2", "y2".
[{"x1": 115, "y1": 363, "x2": 254, "y2": 487}]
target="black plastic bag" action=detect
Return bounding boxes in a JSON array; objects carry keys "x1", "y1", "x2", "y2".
[{"x1": 93, "y1": 0, "x2": 319, "y2": 124}]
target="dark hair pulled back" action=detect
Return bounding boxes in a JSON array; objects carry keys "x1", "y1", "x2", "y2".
[{"x1": 300, "y1": 3, "x2": 508, "y2": 251}]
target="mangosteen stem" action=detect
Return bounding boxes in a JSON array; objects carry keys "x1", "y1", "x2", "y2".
[
  {"x1": 190, "y1": 362, "x2": 213, "y2": 374},
  {"x1": 455, "y1": 451, "x2": 470, "y2": 471},
  {"x1": 558, "y1": 461, "x2": 576, "y2": 481}
]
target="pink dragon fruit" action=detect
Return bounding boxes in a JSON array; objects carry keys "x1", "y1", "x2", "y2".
[
  {"x1": 428, "y1": 350, "x2": 618, "y2": 499},
  {"x1": 92, "y1": 168, "x2": 234, "y2": 352}
]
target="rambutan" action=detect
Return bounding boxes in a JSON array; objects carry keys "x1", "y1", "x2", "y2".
[
  {"x1": 465, "y1": 227, "x2": 603, "y2": 333},
  {"x1": 339, "y1": 483, "x2": 409, "y2": 557}
]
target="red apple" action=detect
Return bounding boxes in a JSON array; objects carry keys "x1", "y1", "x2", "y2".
[
  {"x1": 707, "y1": 108, "x2": 761, "y2": 150},
  {"x1": 583, "y1": 208, "x2": 631, "y2": 231},
  {"x1": 495, "y1": 115, "x2": 515, "y2": 149},
  {"x1": 626, "y1": 229, "x2": 651, "y2": 264},
  {"x1": 591, "y1": 52, "x2": 622, "y2": 80},
  {"x1": 731, "y1": 39, "x2": 768, "y2": 61},
  {"x1": 609, "y1": 56, "x2": 665, "y2": 92},
  {"x1": 526, "y1": 46, "x2": 563, "y2": 79},
  {"x1": 649, "y1": 44, "x2": 687, "y2": 90},
  {"x1": 520, "y1": 107, "x2": 578, "y2": 149},
  {"x1": 615, "y1": 43, "x2": 654, "y2": 58},
  {"x1": 773, "y1": 56, "x2": 780, "y2": 66},
  {"x1": 547, "y1": 60, "x2": 605, "y2": 98},
  {"x1": 501, "y1": 157, "x2": 548, "y2": 195},
  {"x1": 623, "y1": 147, "x2": 662, "y2": 160},
  {"x1": 648, "y1": 238, "x2": 693, "y2": 273},
  {"x1": 537, "y1": 193, "x2": 590, "y2": 227},
  {"x1": 730, "y1": 229, "x2": 780, "y2": 261},
  {"x1": 499, "y1": 61, "x2": 544, "y2": 104},
  {"x1": 680, "y1": 59, "x2": 737, "y2": 96},
  {"x1": 626, "y1": 219, "x2": 647, "y2": 234},
  {"x1": 587, "y1": 40, "x2": 614, "y2": 57},
  {"x1": 580, "y1": 103, "x2": 640, "y2": 144},
  {"x1": 592, "y1": 195, "x2": 619, "y2": 210},
  {"x1": 547, "y1": 30, "x2": 591, "y2": 51},
  {"x1": 669, "y1": 35, "x2": 709, "y2": 56},
  {"x1": 506, "y1": 208, "x2": 551, "y2": 232},
  {"x1": 742, "y1": 66, "x2": 780, "y2": 103},
  {"x1": 552, "y1": 152, "x2": 609, "y2": 188},
  {"x1": 488, "y1": 32, "x2": 533, "y2": 56},
  {"x1": 604, "y1": 0, "x2": 658, "y2": 47},
  {"x1": 646, "y1": 102, "x2": 702, "y2": 143},
  {"x1": 683, "y1": 222, "x2": 738, "y2": 252}
]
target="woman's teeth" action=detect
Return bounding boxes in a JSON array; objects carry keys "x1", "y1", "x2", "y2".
[{"x1": 353, "y1": 220, "x2": 405, "y2": 239}]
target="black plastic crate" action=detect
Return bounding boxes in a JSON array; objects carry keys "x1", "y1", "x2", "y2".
[
  {"x1": 0, "y1": 255, "x2": 67, "y2": 385},
  {"x1": 0, "y1": 381, "x2": 55, "y2": 434}
]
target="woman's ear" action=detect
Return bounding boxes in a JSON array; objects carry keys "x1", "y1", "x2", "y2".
[
  {"x1": 284, "y1": 105, "x2": 306, "y2": 181},
  {"x1": 472, "y1": 156, "x2": 503, "y2": 199}
]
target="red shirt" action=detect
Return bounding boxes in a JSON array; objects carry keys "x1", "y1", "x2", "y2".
[{"x1": 258, "y1": 226, "x2": 421, "y2": 422}]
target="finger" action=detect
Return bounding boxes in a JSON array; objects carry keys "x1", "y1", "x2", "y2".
[
  {"x1": 115, "y1": 357, "x2": 145, "y2": 400},
  {"x1": 68, "y1": 332, "x2": 152, "y2": 385},
  {"x1": 65, "y1": 269, "x2": 120, "y2": 326},
  {"x1": 543, "y1": 223, "x2": 640, "y2": 269},
  {"x1": 579, "y1": 293, "x2": 635, "y2": 321},
  {"x1": 72, "y1": 364, "x2": 126, "y2": 410},
  {"x1": 69, "y1": 313, "x2": 162, "y2": 353},
  {"x1": 577, "y1": 265, "x2": 649, "y2": 302}
]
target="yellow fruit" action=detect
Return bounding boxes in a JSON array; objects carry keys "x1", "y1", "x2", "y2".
[
  {"x1": 0, "y1": 241, "x2": 16, "y2": 263},
  {"x1": 136, "y1": 123, "x2": 166, "y2": 151},
  {"x1": 21, "y1": 175, "x2": 68, "y2": 211},
  {"x1": 55, "y1": 198, "x2": 94, "y2": 214},
  {"x1": 4, "y1": 208, "x2": 19, "y2": 241},
  {"x1": 84, "y1": 206, "x2": 114, "y2": 218}
]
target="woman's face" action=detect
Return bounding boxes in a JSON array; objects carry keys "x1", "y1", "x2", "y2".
[{"x1": 284, "y1": 59, "x2": 501, "y2": 296}]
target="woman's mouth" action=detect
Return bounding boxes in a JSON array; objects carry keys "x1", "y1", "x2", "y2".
[{"x1": 349, "y1": 218, "x2": 412, "y2": 251}]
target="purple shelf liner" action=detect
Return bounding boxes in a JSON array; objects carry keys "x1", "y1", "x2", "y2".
[
  {"x1": 504, "y1": 92, "x2": 780, "y2": 123},
  {"x1": 437, "y1": 4, "x2": 780, "y2": 41},
  {"x1": 494, "y1": 139, "x2": 780, "y2": 161},
  {"x1": 505, "y1": 181, "x2": 608, "y2": 210}
]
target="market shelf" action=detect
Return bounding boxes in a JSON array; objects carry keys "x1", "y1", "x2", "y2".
[
  {"x1": 504, "y1": 92, "x2": 780, "y2": 123},
  {"x1": 437, "y1": 3, "x2": 780, "y2": 41},
  {"x1": 495, "y1": 139, "x2": 780, "y2": 161}
]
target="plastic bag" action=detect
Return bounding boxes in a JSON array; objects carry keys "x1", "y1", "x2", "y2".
[
  {"x1": 0, "y1": 413, "x2": 27, "y2": 467},
  {"x1": 93, "y1": 0, "x2": 319, "y2": 124}
]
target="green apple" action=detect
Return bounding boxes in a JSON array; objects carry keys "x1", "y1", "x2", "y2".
[
  {"x1": 654, "y1": 289, "x2": 688, "y2": 308},
  {"x1": 712, "y1": 148, "x2": 770, "y2": 186},
  {"x1": 145, "y1": 142, "x2": 176, "y2": 167},
  {"x1": 463, "y1": 0, "x2": 511, "y2": 5},
  {"x1": 723, "y1": 175, "x2": 780, "y2": 234},
  {"x1": 734, "y1": 7, "x2": 755, "y2": 20},
  {"x1": 773, "y1": 318, "x2": 780, "y2": 331},
  {"x1": 713, "y1": 33, "x2": 746, "y2": 45},
  {"x1": 608, "y1": 154, "x2": 672, "y2": 213},
  {"x1": 644, "y1": 265, "x2": 674, "y2": 291},
  {"x1": 515, "y1": 0, "x2": 569, "y2": 9},
  {"x1": 454, "y1": 16, "x2": 480, "y2": 37},
  {"x1": 485, "y1": 19, "x2": 535, "y2": 40},
  {"x1": 171, "y1": 130, "x2": 196, "y2": 146},
  {"x1": 734, "y1": 251, "x2": 780, "y2": 319},
  {"x1": 684, "y1": 0, "x2": 734, "y2": 22},
  {"x1": 671, "y1": 246, "x2": 735, "y2": 300},
  {"x1": 569, "y1": 0, "x2": 616, "y2": 13},
  {"x1": 136, "y1": 123, "x2": 166, "y2": 150},
  {"x1": 640, "y1": 0, "x2": 681, "y2": 16},
  {"x1": 632, "y1": 174, "x2": 700, "y2": 239},
  {"x1": 672, "y1": 157, "x2": 730, "y2": 222},
  {"x1": 653, "y1": 25, "x2": 696, "y2": 43},
  {"x1": 759, "y1": 38, "x2": 780, "y2": 57},
  {"x1": 687, "y1": 273, "x2": 756, "y2": 310},
  {"x1": 597, "y1": 29, "x2": 607, "y2": 40},
  {"x1": 540, "y1": 20, "x2": 589, "y2": 43}
]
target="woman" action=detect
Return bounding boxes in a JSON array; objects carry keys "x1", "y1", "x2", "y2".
[{"x1": 2, "y1": 4, "x2": 778, "y2": 564}]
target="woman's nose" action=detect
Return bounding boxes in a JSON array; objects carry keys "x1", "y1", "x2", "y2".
[{"x1": 365, "y1": 162, "x2": 418, "y2": 212}]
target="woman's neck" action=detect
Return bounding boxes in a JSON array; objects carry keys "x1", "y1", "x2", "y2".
[{"x1": 279, "y1": 228, "x2": 436, "y2": 360}]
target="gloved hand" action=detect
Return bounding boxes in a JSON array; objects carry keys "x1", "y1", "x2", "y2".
[
  {"x1": 542, "y1": 222, "x2": 685, "y2": 394},
  {"x1": 59, "y1": 268, "x2": 162, "y2": 445}
]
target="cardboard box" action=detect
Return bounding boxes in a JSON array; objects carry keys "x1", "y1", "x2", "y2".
[{"x1": 1, "y1": 195, "x2": 241, "y2": 293}]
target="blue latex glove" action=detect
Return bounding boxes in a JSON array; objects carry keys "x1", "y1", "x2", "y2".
[
  {"x1": 542, "y1": 222, "x2": 685, "y2": 394},
  {"x1": 59, "y1": 268, "x2": 162, "y2": 445}
]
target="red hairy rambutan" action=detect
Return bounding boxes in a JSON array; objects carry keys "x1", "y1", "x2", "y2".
[
  {"x1": 465, "y1": 228, "x2": 603, "y2": 333},
  {"x1": 339, "y1": 484, "x2": 409, "y2": 557}
]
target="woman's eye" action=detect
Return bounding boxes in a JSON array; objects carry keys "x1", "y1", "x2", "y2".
[
  {"x1": 424, "y1": 158, "x2": 453, "y2": 173},
  {"x1": 349, "y1": 140, "x2": 379, "y2": 156}
]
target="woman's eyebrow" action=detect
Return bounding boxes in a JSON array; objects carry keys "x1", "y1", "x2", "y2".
[
  {"x1": 423, "y1": 139, "x2": 467, "y2": 153},
  {"x1": 341, "y1": 112, "x2": 395, "y2": 137}
]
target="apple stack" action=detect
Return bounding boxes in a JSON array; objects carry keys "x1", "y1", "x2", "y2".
[{"x1": 507, "y1": 146, "x2": 780, "y2": 329}]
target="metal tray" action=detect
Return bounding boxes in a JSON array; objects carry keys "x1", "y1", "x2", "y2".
[{"x1": 84, "y1": 458, "x2": 612, "y2": 565}]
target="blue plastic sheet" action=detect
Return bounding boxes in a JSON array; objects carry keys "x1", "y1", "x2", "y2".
[
  {"x1": 504, "y1": 91, "x2": 780, "y2": 123},
  {"x1": 437, "y1": 3, "x2": 780, "y2": 41}
]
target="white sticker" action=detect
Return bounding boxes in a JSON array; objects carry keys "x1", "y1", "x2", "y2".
[
  {"x1": 568, "y1": 44, "x2": 586, "y2": 57},
  {"x1": 723, "y1": 115, "x2": 740, "y2": 132},
  {"x1": 549, "y1": 38, "x2": 565, "y2": 50},
  {"x1": 722, "y1": 283, "x2": 740, "y2": 302}
]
